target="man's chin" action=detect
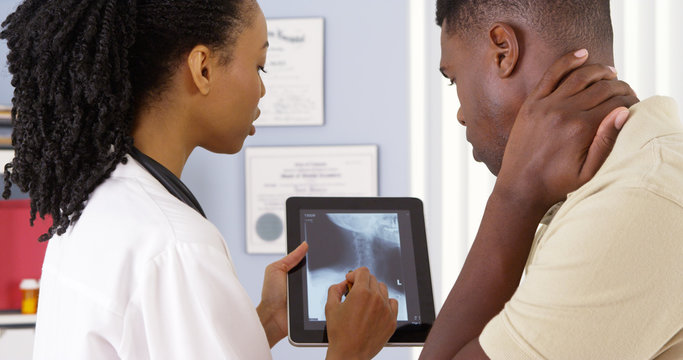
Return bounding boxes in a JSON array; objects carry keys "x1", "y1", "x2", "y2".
[
  {"x1": 472, "y1": 151, "x2": 498, "y2": 176},
  {"x1": 472, "y1": 148, "x2": 480, "y2": 162},
  {"x1": 480, "y1": 156, "x2": 501, "y2": 176},
  {"x1": 485, "y1": 162, "x2": 500, "y2": 176}
]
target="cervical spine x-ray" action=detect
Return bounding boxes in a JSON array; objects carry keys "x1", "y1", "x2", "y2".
[{"x1": 304, "y1": 212, "x2": 408, "y2": 321}]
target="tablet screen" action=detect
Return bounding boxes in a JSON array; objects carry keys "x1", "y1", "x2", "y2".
[
  {"x1": 287, "y1": 197, "x2": 435, "y2": 346},
  {"x1": 302, "y1": 210, "x2": 419, "y2": 327}
]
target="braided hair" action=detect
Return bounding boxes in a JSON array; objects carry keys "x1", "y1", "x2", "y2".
[{"x1": 1, "y1": 0, "x2": 254, "y2": 241}]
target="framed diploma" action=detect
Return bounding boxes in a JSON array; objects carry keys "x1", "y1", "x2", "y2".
[
  {"x1": 245, "y1": 145, "x2": 378, "y2": 254},
  {"x1": 257, "y1": 17, "x2": 325, "y2": 127}
]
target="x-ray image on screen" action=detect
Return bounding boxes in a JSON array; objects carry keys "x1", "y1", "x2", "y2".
[{"x1": 303, "y1": 211, "x2": 408, "y2": 322}]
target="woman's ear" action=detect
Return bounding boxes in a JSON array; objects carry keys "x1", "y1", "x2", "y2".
[
  {"x1": 187, "y1": 45, "x2": 212, "y2": 95},
  {"x1": 488, "y1": 22, "x2": 519, "y2": 79}
]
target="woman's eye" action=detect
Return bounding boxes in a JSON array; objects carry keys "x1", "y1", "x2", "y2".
[{"x1": 258, "y1": 65, "x2": 267, "y2": 74}]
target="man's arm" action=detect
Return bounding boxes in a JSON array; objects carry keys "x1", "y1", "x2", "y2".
[
  {"x1": 420, "y1": 50, "x2": 638, "y2": 359},
  {"x1": 421, "y1": 176, "x2": 551, "y2": 360}
]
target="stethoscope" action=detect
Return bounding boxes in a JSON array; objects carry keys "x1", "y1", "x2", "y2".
[{"x1": 130, "y1": 147, "x2": 206, "y2": 218}]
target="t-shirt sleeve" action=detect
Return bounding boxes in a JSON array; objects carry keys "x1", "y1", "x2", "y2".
[
  {"x1": 119, "y1": 241, "x2": 272, "y2": 360},
  {"x1": 479, "y1": 187, "x2": 683, "y2": 360}
]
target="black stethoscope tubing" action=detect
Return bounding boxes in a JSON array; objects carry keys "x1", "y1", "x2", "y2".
[{"x1": 129, "y1": 147, "x2": 207, "y2": 218}]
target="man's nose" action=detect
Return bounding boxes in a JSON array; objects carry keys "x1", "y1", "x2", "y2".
[{"x1": 457, "y1": 108, "x2": 466, "y2": 126}]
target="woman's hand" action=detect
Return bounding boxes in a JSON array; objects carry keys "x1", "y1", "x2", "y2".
[
  {"x1": 256, "y1": 242, "x2": 308, "y2": 347},
  {"x1": 325, "y1": 267, "x2": 398, "y2": 360},
  {"x1": 497, "y1": 49, "x2": 639, "y2": 213}
]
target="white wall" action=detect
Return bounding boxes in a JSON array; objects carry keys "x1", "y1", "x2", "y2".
[{"x1": 612, "y1": 0, "x2": 683, "y2": 105}]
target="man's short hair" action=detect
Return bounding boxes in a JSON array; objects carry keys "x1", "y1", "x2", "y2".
[{"x1": 436, "y1": 0, "x2": 613, "y2": 54}]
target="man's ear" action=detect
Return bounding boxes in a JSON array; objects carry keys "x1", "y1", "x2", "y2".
[
  {"x1": 488, "y1": 23, "x2": 519, "y2": 79},
  {"x1": 187, "y1": 45, "x2": 212, "y2": 95}
]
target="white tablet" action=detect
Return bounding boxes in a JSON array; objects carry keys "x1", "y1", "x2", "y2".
[{"x1": 286, "y1": 197, "x2": 435, "y2": 346}]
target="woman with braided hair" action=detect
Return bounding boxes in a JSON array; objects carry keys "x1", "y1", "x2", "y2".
[{"x1": 1, "y1": 0, "x2": 398, "y2": 358}]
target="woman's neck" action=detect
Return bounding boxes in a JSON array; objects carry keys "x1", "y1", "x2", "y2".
[{"x1": 132, "y1": 101, "x2": 195, "y2": 178}]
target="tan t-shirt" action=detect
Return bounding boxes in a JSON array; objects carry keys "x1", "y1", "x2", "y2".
[{"x1": 479, "y1": 96, "x2": 683, "y2": 360}]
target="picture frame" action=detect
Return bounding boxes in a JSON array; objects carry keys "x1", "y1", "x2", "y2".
[
  {"x1": 257, "y1": 17, "x2": 325, "y2": 127},
  {"x1": 244, "y1": 145, "x2": 378, "y2": 254}
]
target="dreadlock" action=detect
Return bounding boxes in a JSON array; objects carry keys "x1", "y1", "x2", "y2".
[{"x1": 1, "y1": 0, "x2": 254, "y2": 241}]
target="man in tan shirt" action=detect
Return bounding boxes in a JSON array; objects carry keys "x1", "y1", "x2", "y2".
[
  {"x1": 421, "y1": 0, "x2": 682, "y2": 359},
  {"x1": 480, "y1": 96, "x2": 683, "y2": 359}
]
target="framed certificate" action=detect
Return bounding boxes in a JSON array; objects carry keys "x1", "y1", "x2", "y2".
[
  {"x1": 257, "y1": 17, "x2": 325, "y2": 127},
  {"x1": 245, "y1": 145, "x2": 378, "y2": 254}
]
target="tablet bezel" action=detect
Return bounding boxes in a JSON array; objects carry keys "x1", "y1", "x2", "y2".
[{"x1": 286, "y1": 197, "x2": 435, "y2": 346}]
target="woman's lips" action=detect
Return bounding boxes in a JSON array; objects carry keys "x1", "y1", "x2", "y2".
[{"x1": 249, "y1": 109, "x2": 260, "y2": 136}]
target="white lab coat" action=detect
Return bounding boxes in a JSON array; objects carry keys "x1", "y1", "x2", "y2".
[{"x1": 33, "y1": 156, "x2": 272, "y2": 359}]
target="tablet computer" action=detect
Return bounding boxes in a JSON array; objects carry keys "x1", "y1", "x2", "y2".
[{"x1": 286, "y1": 197, "x2": 435, "y2": 346}]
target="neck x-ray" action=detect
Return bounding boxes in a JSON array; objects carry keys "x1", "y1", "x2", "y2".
[{"x1": 303, "y1": 211, "x2": 409, "y2": 322}]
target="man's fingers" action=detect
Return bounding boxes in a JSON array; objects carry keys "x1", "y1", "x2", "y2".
[
  {"x1": 584, "y1": 95, "x2": 639, "y2": 127},
  {"x1": 531, "y1": 49, "x2": 589, "y2": 99},
  {"x1": 573, "y1": 94, "x2": 638, "y2": 134},
  {"x1": 278, "y1": 242, "x2": 309, "y2": 271},
  {"x1": 580, "y1": 106, "x2": 630, "y2": 182},
  {"x1": 570, "y1": 79, "x2": 634, "y2": 110},
  {"x1": 555, "y1": 63, "x2": 617, "y2": 98}
]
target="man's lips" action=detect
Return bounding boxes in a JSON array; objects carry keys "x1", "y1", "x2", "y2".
[
  {"x1": 466, "y1": 137, "x2": 481, "y2": 162},
  {"x1": 472, "y1": 148, "x2": 480, "y2": 162}
]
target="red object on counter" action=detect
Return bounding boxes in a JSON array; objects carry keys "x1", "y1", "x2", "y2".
[{"x1": 0, "y1": 199, "x2": 50, "y2": 310}]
